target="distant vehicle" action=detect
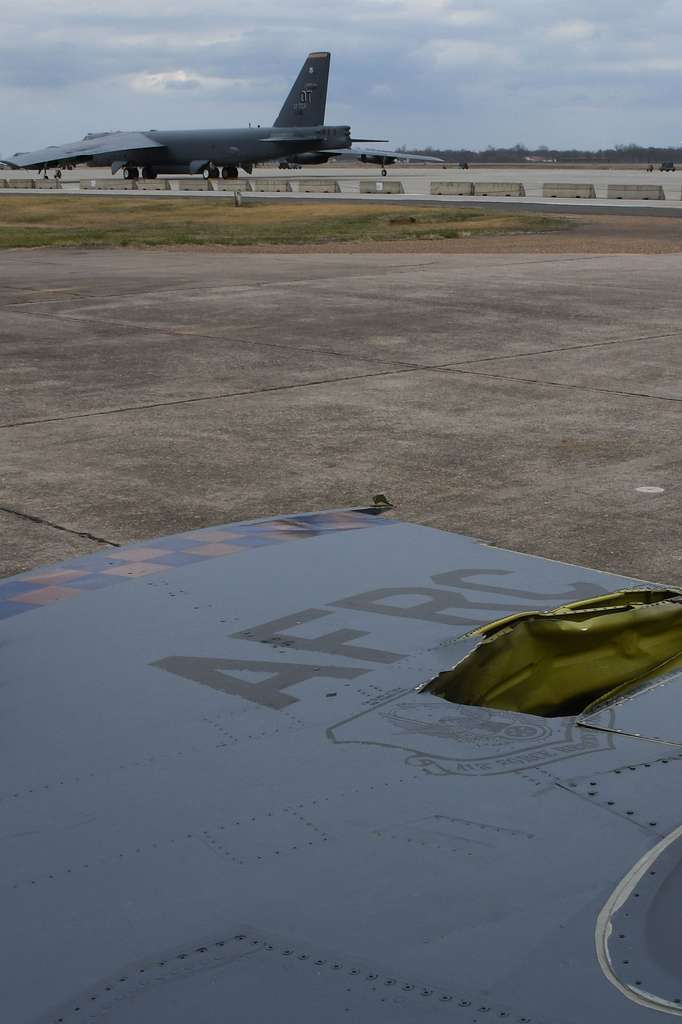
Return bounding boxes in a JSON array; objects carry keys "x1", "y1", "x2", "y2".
[
  {"x1": 2, "y1": 52, "x2": 442, "y2": 180},
  {"x1": 660, "y1": 161, "x2": 676, "y2": 172}
]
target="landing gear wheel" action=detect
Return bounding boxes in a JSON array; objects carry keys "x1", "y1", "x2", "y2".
[
  {"x1": 381, "y1": 167, "x2": 388, "y2": 177},
  {"x1": 123, "y1": 167, "x2": 139, "y2": 180},
  {"x1": 202, "y1": 168, "x2": 211, "y2": 180},
  {"x1": 141, "y1": 167, "x2": 157, "y2": 180},
  {"x1": 222, "y1": 166, "x2": 239, "y2": 180}
]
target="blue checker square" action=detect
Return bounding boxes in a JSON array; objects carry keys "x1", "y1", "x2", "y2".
[
  {"x1": 136, "y1": 535, "x2": 193, "y2": 551},
  {"x1": 228, "y1": 536, "x2": 280, "y2": 549},
  {"x1": 0, "y1": 580, "x2": 44, "y2": 597},
  {"x1": 0, "y1": 602, "x2": 30, "y2": 620},
  {"x1": 56, "y1": 553, "x2": 122, "y2": 573},
  {"x1": 147, "y1": 552, "x2": 209, "y2": 568},
  {"x1": 63, "y1": 575, "x2": 121, "y2": 591}
]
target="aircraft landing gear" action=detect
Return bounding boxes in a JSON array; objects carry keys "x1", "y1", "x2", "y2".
[
  {"x1": 123, "y1": 166, "x2": 140, "y2": 180},
  {"x1": 141, "y1": 167, "x2": 157, "y2": 180},
  {"x1": 202, "y1": 164, "x2": 220, "y2": 179},
  {"x1": 381, "y1": 167, "x2": 388, "y2": 177},
  {"x1": 221, "y1": 166, "x2": 239, "y2": 180}
]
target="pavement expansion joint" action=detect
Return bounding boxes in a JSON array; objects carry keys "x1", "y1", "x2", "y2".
[
  {"x1": 444, "y1": 328, "x2": 682, "y2": 367},
  {"x1": 0, "y1": 365, "x2": 428, "y2": 429},
  {"x1": 441, "y1": 367, "x2": 682, "y2": 404},
  {"x1": 0, "y1": 505, "x2": 119, "y2": 547},
  {"x1": 4, "y1": 308, "x2": 415, "y2": 371}
]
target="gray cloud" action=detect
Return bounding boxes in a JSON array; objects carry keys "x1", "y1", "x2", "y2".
[{"x1": 3, "y1": 0, "x2": 682, "y2": 152}]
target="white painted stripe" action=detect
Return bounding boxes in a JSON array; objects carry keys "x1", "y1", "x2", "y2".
[{"x1": 596, "y1": 825, "x2": 682, "y2": 1016}]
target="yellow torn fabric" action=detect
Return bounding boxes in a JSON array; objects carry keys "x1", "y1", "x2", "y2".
[{"x1": 424, "y1": 589, "x2": 682, "y2": 718}]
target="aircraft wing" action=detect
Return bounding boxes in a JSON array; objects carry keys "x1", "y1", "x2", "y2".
[
  {"x1": 322, "y1": 147, "x2": 445, "y2": 165},
  {"x1": 3, "y1": 506, "x2": 682, "y2": 1022},
  {"x1": 3, "y1": 130, "x2": 165, "y2": 169}
]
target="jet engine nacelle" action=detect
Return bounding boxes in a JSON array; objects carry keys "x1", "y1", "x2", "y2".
[
  {"x1": 286, "y1": 152, "x2": 331, "y2": 166},
  {"x1": 360, "y1": 154, "x2": 397, "y2": 167}
]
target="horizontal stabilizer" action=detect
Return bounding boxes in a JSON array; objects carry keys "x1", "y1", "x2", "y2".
[{"x1": 319, "y1": 147, "x2": 445, "y2": 165}]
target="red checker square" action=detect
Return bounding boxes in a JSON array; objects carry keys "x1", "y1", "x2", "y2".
[
  {"x1": 102, "y1": 562, "x2": 172, "y2": 578},
  {"x1": 185, "y1": 543, "x2": 243, "y2": 557},
  {"x1": 107, "y1": 548, "x2": 172, "y2": 562},
  {"x1": 263, "y1": 520, "x2": 312, "y2": 532},
  {"x1": 12, "y1": 585, "x2": 81, "y2": 606},
  {"x1": 26, "y1": 569, "x2": 90, "y2": 584}
]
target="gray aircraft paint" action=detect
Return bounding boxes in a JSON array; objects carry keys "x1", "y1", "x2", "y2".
[
  {"x1": 2, "y1": 52, "x2": 440, "y2": 178},
  {"x1": 3, "y1": 506, "x2": 682, "y2": 1022}
]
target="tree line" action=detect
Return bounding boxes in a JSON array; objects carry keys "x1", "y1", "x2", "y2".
[{"x1": 398, "y1": 143, "x2": 682, "y2": 164}]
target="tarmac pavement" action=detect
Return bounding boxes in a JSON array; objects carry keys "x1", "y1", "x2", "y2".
[{"x1": 1, "y1": 247, "x2": 680, "y2": 584}]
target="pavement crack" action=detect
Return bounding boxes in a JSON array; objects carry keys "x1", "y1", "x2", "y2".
[
  {"x1": 441, "y1": 367, "x2": 681, "y2": 403},
  {"x1": 0, "y1": 505, "x2": 119, "y2": 546},
  {"x1": 0, "y1": 365, "x2": 427, "y2": 428},
  {"x1": 6, "y1": 308, "x2": 417, "y2": 371},
  {"x1": 3, "y1": 259, "x2": 446, "y2": 311},
  {"x1": 443, "y1": 328, "x2": 682, "y2": 367}
]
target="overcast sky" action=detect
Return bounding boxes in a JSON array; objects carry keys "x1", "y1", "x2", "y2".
[{"x1": 3, "y1": 0, "x2": 682, "y2": 154}]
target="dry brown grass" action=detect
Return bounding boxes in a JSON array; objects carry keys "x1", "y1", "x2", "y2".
[{"x1": 0, "y1": 196, "x2": 569, "y2": 248}]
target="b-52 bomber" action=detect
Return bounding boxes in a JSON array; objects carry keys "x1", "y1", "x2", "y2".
[
  {"x1": 3, "y1": 502, "x2": 682, "y2": 1022},
  {"x1": 3, "y1": 52, "x2": 442, "y2": 180}
]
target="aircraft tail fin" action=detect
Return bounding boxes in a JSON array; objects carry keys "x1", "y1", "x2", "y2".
[{"x1": 274, "y1": 52, "x2": 330, "y2": 128}]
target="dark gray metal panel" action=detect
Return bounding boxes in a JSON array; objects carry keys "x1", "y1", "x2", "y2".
[
  {"x1": 2, "y1": 513, "x2": 680, "y2": 1023},
  {"x1": 579, "y1": 670, "x2": 682, "y2": 745},
  {"x1": 597, "y1": 826, "x2": 682, "y2": 1016}
]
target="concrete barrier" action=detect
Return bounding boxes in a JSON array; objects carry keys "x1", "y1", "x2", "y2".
[
  {"x1": 298, "y1": 179, "x2": 341, "y2": 194},
  {"x1": 136, "y1": 179, "x2": 171, "y2": 191},
  {"x1": 2, "y1": 178, "x2": 35, "y2": 189},
  {"x1": 542, "y1": 183, "x2": 597, "y2": 199},
  {"x1": 33, "y1": 179, "x2": 62, "y2": 190},
  {"x1": 175, "y1": 180, "x2": 211, "y2": 191},
  {"x1": 210, "y1": 179, "x2": 253, "y2": 192},
  {"x1": 474, "y1": 182, "x2": 526, "y2": 197},
  {"x1": 606, "y1": 184, "x2": 665, "y2": 200},
  {"x1": 359, "y1": 179, "x2": 404, "y2": 194},
  {"x1": 80, "y1": 179, "x2": 137, "y2": 190},
  {"x1": 430, "y1": 181, "x2": 474, "y2": 196},
  {"x1": 249, "y1": 179, "x2": 293, "y2": 193}
]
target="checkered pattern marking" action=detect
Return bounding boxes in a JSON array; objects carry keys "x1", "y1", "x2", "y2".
[{"x1": 0, "y1": 510, "x2": 394, "y2": 621}]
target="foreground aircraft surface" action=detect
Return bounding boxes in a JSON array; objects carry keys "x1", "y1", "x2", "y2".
[
  {"x1": 3, "y1": 504, "x2": 682, "y2": 1022},
  {"x1": 3, "y1": 52, "x2": 441, "y2": 180}
]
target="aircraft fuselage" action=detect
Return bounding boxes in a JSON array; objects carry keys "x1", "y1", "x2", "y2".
[{"x1": 93, "y1": 125, "x2": 351, "y2": 175}]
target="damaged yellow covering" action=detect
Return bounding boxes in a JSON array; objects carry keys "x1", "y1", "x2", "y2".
[{"x1": 424, "y1": 589, "x2": 682, "y2": 718}]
